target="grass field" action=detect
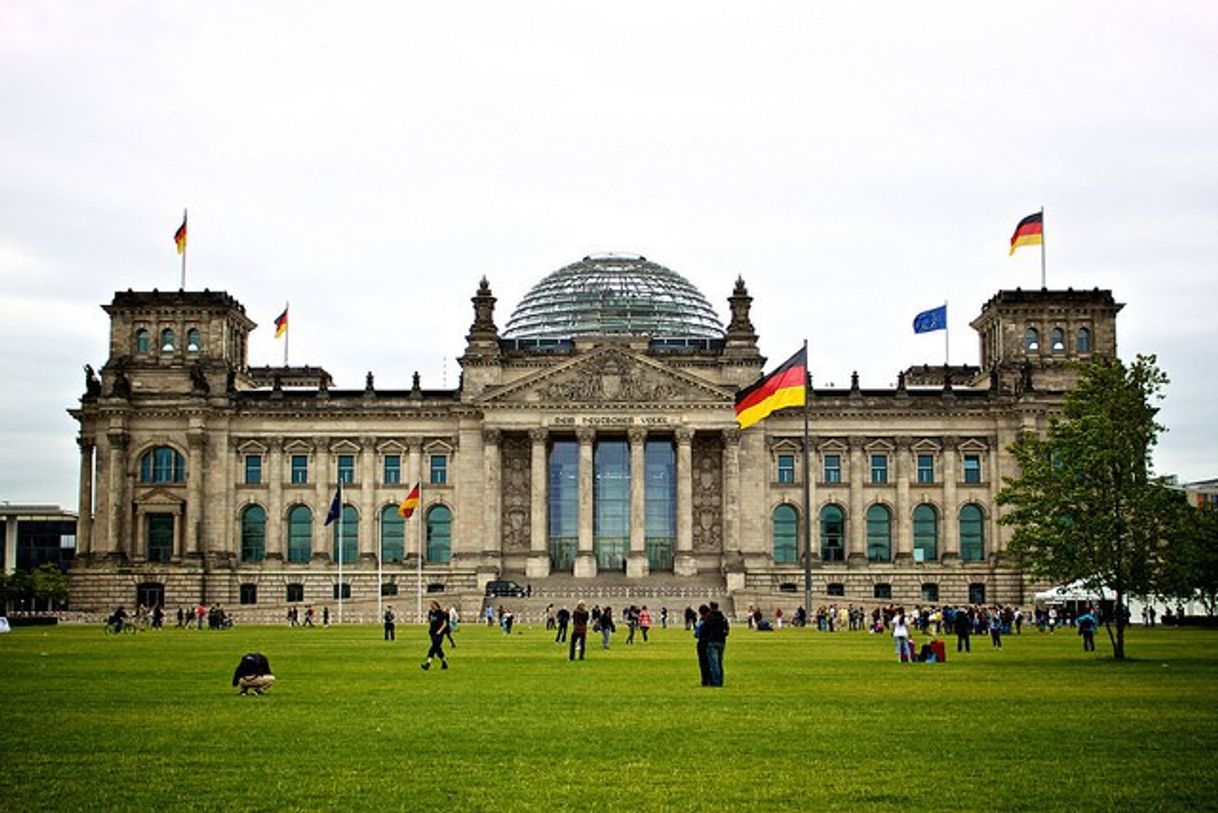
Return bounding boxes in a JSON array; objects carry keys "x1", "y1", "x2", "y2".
[{"x1": 2, "y1": 620, "x2": 1216, "y2": 812}]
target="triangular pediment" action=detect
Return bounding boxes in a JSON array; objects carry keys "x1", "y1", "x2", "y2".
[
  {"x1": 136, "y1": 487, "x2": 186, "y2": 505},
  {"x1": 479, "y1": 347, "x2": 732, "y2": 406}
]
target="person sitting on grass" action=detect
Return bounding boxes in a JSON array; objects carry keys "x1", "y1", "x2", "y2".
[{"x1": 232, "y1": 652, "x2": 275, "y2": 696}]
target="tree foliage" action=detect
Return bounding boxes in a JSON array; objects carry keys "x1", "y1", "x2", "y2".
[
  {"x1": 998, "y1": 354, "x2": 1183, "y2": 660},
  {"x1": 1158, "y1": 503, "x2": 1218, "y2": 616}
]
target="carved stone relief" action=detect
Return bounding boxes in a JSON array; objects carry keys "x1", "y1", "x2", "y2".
[
  {"x1": 500, "y1": 432, "x2": 531, "y2": 553},
  {"x1": 691, "y1": 433, "x2": 723, "y2": 553}
]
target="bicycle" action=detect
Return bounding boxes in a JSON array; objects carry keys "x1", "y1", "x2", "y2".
[{"x1": 104, "y1": 618, "x2": 137, "y2": 635}]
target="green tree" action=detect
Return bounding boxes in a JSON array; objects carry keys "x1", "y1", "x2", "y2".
[
  {"x1": 1158, "y1": 503, "x2": 1218, "y2": 617},
  {"x1": 998, "y1": 355, "x2": 1182, "y2": 660},
  {"x1": 31, "y1": 562, "x2": 70, "y2": 610}
]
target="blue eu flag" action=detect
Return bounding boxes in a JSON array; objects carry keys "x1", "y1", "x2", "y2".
[
  {"x1": 913, "y1": 305, "x2": 947, "y2": 334},
  {"x1": 324, "y1": 484, "x2": 343, "y2": 526}
]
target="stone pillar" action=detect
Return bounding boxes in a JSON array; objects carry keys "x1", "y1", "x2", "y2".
[
  {"x1": 847, "y1": 436, "x2": 866, "y2": 565},
  {"x1": 673, "y1": 427, "x2": 696, "y2": 577},
  {"x1": 721, "y1": 428, "x2": 741, "y2": 561},
  {"x1": 526, "y1": 428, "x2": 551, "y2": 578},
  {"x1": 93, "y1": 437, "x2": 107, "y2": 556},
  {"x1": 184, "y1": 429, "x2": 206, "y2": 561},
  {"x1": 3, "y1": 519, "x2": 16, "y2": 576},
  {"x1": 359, "y1": 436, "x2": 377, "y2": 562},
  {"x1": 574, "y1": 427, "x2": 597, "y2": 578},
  {"x1": 626, "y1": 427, "x2": 648, "y2": 578},
  {"x1": 313, "y1": 439, "x2": 332, "y2": 561},
  {"x1": 106, "y1": 429, "x2": 127, "y2": 559},
  {"x1": 941, "y1": 437, "x2": 960, "y2": 563},
  {"x1": 267, "y1": 439, "x2": 284, "y2": 560},
  {"x1": 988, "y1": 440, "x2": 1002, "y2": 559},
  {"x1": 76, "y1": 436, "x2": 94, "y2": 558},
  {"x1": 895, "y1": 438, "x2": 913, "y2": 564},
  {"x1": 482, "y1": 429, "x2": 502, "y2": 560}
]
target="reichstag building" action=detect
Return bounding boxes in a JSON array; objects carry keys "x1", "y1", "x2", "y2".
[{"x1": 68, "y1": 255, "x2": 1121, "y2": 615}]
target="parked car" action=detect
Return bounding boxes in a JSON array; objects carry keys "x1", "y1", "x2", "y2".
[{"x1": 485, "y1": 580, "x2": 526, "y2": 598}]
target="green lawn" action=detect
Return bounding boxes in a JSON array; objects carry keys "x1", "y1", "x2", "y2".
[{"x1": 1, "y1": 621, "x2": 1215, "y2": 812}]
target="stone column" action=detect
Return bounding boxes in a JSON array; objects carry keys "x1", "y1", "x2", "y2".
[
  {"x1": 184, "y1": 429, "x2": 206, "y2": 561},
  {"x1": 941, "y1": 437, "x2": 960, "y2": 563},
  {"x1": 895, "y1": 438, "x2": 913, "y2": 564},
  {"x1": 574, "y1": 428, "x2": 597, "y2": 578},
  {"x1": 626, "y1": 427, "x2": 648, "y2": 578},
  {"x1": 721, "y1": 428, "x2": 741, "y2": 562},
  {"x1": 359, "y1": 436, "x2": 377, "y2": 562},
  {"x1": 988, "y1": 439, "x2": 1002, "y2": 559},
  {"x1": 76, "y1": 436, "x2": 94, "y2": 558},
  {"x1": 93, "y1": 436, "x2": 107, "y2": 556},
  {"x1": 482, "y1": 429, "x2": 502, "y2": 560},
  {"x1": 673, "y1": 427, "x2": 696, "y2": 577},
  {"x1": 106, "y1": 429, "x2": 127, "y2": 560},
  {"x1": 847, "y1": 436, "x2": 866, "y2": 565},
  {"x1": 526, "y1": 428, "x2": 551, "y2": 578},
  {"x1": 313, "y1": 439, "x2": 331, "y2": 561},
  {"x1": 267, "y1": 439, "x2": 284, "y2": 561}
]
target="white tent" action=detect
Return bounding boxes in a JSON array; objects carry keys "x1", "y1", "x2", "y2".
[{"x1": 1034, "y1": 579, "x2": 1112, "y2": 604}]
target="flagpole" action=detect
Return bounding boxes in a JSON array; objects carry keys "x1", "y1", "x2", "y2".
[
  {"x1": 417, "y1": 483, "x2": 424, "y2": 624},
  {"x1": 944, "y1": 300, "x2": 950, "y2": 368},
  {"x1": 376, "y1": 502, "x2": 383, "y2": 624},
  {"x1": 337, "y1": 481, "x2": 344, "y2": 624},
  {"x1": 179, "y1": 209, "x2": 187, "y2": 290},
  {"x1": 283, "y1": 301, "x2": 290, "y2": 367},
  {"x1": 801, "y1": 339, "x2": 813, "y2": 620},
  {"x1": 1040, "y1": 206, "x2": 1046, "y2": 289}
]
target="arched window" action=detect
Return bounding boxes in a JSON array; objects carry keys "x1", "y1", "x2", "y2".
[
  {"x1": 866, "y1": 504, "x2": 892, "y2": 562},
  {"x1": 820, "y1": 505, "x2": 845, "y2": 562},
  {"x1": 913, "y1": 504, "x2": 938, "y2": 561},
  {"x1": 426, "y1": 505, "x2": 452, "y2": 563},
  {"x1": 139, "y1": 446, "x2": 185, "y2": 483},
  {"x1": 960, "y1": 503, "x2": 985, "y2": 561},
  {"x1": 1024, "y1": 326, "x2": 1039, "y2": 351},
  {"x1": 186, "y1": 328, "x2": 202, "y2": 353},
  {"x1": 1050, "y1": 327, "x2": 1065, "y2": 351},
  {"x1": 1076, "y1": 327, "x2": 1092, "y2": 353},
  {"x1": 380, "y1": 505, "x2": 404, "y2": 563},
  {"x1": 772, "y1": 504, "x2": 798, "y2": 564},
  {"x1": 240, "y1": 505, "x2": 266, "y2": 563},
  {"x1": 287, "y1": 505, "x2": 312, "y2": 563},
  {"x1": 331, "y1": 505, "x2": 358, "y2": 564},
  {"x1": 160, "y1": 328, "x2": 175, "y2": 353},
  {"x1": 135, "y1": 329, "x2": 150, "y2": 354}
]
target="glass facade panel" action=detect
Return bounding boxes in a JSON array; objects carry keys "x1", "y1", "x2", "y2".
[
  {"x1": 383, "y1": 455, "x2": 401, "y2": 485},
  {"x1": 820, "y1": 505, "x2": 844, "y2": 562},
  {"x1": 430, "y1": 455, "x2": 447, "y2": 485},
  {"x1": 913, "y1": 504, "x2": 938, "y2": 561},
  {"x1": 963, "y1": 455, "x2": 982, "y2": 484},
  {"x1": 331, "y1": 505, "x2": 358, "y2": 564},
  {"x1": 548, "y1": 440, "x2": 578, "y2": 571},
  {"x1": 594, "y1": 440, "x2": 629, "y2": 572},
  {"x1": 426, "y1": 505, "x2": 452, "y2": 563},
  {"x1": 916, "y1": 454, "x2": 934, "y2": 484},
  {"x1": 245, "y1": 455, "x2": 262, "y2": 485},
  {"x1": 240, "y1": 505, "x2": 266, "y2": 562},
  {"x1": 870, "y1": 454, "x2": 888, "y2": 484},
  {"x1": 960, "y1": 504, "x2": 985, "y2": 561},
  {"x1": 337, "y1": 454, "x2": 355, "y2": 485},
  {"x1": 287, "y1": 505, "x2": 312, "y2": 563},
  {"x1": 15, "y1": 519, "x2": 77, "y2": 571},
  {"x1": 866, "y1": 505, "x2": 891, "y2": 561},
  {"x1": 380, "y1": 506, "x2": 404, "y2": 563},
  {"x1": 644, "y1": 440, "x2": 675, "y2": 572},
  {"x1": 147, "y1": 513, "x2": 173, "y2": 562},
  {"x1": 772, "y1": 504, "x2": 798, "y2": 564},
  {"x1": 823, "y1": 454, "x2": 841, "y2": 483},
  {"x1": 777, "y1": 454, "x2": 795, "y2": 484}
]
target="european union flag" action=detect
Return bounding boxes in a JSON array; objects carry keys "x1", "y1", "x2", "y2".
[
  {"x1": 913, "y1": 305, "x2": 947, "y2": 334},
  {"x1": 323, "y1": 484, "x2": 343, "y2": 526}
]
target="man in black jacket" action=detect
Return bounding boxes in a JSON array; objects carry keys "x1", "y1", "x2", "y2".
[
  {"x1": 702, "y1": 602, "x2": 730, "y2": 687},
  {"x1": 953, "y1": 607, "x2": 972, "y2": 653},
  {"x1": 232, "y1": 652, "x2": 275, "y2": 695}
]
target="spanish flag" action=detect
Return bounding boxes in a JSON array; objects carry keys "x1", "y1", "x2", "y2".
[
  {"x1": 174, "y1": 212, "x2": 187, "y2": 255},
  {"x1": 1009, "y1": 211, "x2": 1043, "y2": 255},
  {"x1": 734, "y1": 346, "x2": 807, "y2": 430},
  {"x1": 398, "y1": 483, "x2": 421, "y2": 519},
  {"x1": 274, "y1": 307, "x2": 288, "y2": 338}
]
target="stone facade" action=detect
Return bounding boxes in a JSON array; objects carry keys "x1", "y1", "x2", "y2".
[{"x1": 68, "y1": 278, "x2": 1122, "y2": 615}]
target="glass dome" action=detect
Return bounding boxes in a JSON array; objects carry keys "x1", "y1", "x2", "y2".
[{"x1": 503, "y1": 254, "x2": 724, "y2": 339}]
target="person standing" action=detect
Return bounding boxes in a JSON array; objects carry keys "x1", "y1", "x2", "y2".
[
  {"x1": 545, "y1": 604, "x2": 556, "y2": 631},
  {"x1": 892, "y1": 610, "x2": 912, "y2": 662},
  {"x1": 446, "y1": 605, "x2": 460, "y2": 648},
  {"x1": 989, "y1": 611, "x2": 1003, "y2": 649},
  {"x1": 322, "y1": 606, "x2": 330, "y2": 628},
  {"x1": 702, "y1": 601, "x2": 729, "y2": 687},
  {"x1": 383, "y1": 605, "x2": 396, "y2": 641},
  {"x1": 638, "y1": 606, "x2": 652, "y2": 642},
  {"x1": 555, "y1": 605, "x2": 571, "y2": 643},
  {"x1": 1077, "y1": 609, "x2": 1098, "y2": 652},
  {"x1": 625, "y1": 606, "x2": 639, "y2": 645},
  {"x1": 953, "y1": 605, "x2": 972, "y2": 653},
  {"x1": 485, "y1": 605, "x2": 495, "y2": 626},
  {"x1": 694, "y1": 604, "x2": 711, "y2": 686},
  {"x1": 421, "y1": 600, "x2": 449, "y2": 671},
  {"x1": 598, "y1": 606, "x2": 616, "y2": 649},
  {"x1": 660, "y1": 606, "x2": 668, "y2": 629},
  {"x1": 569, "y1": 601, "x2": 589, "y2": 661}
]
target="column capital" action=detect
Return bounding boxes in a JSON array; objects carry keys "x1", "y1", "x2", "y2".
[
  {"x1": 627, "y1": 427, "x2": 648, "y2": 445},
  {"x1": 187, "y1": 429, "x2": 207, "y2": 450},
  {"x1": 405, "y1": 437, "x2": 423, "y2": 453},
  {"x1": 576, "y1": 427, "x2": 596, "y2": 445},
  {"x1": 106, "y1": 429, "x2": 128, "y2": 448},
  {"x1": 721, "y1": 427, "x2": 741, "y2": 447},
  {"x1": 894, "y1": 436, "x2": 912, "y2": 451},
  {"x1": 482, "y1": 428, "x2": 501, "y2": 446},
  {"x1": 528, "y1": 427, "x2": 549, "y2": 444},
  {"x1": 268, "y1": 436, "x2": 284, "y2": 452},
  {"x1": 360, "y1": 435, "x2": 377, "y2": 449},
  {"x1": 847, "y1": 435, "x2": 867, "y2": 449},
  {"x1": 675, "y1": 427, "x2": 694, "y2": 445},
  {"x1": 941, "y1": 435, "x2": 960, "y2": 450},
  {"x1": 77, "y1": 435, "x2": 95, "y2": 452}
]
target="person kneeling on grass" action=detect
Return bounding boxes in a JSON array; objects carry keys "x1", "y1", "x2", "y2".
[{"x1": 232, "y1": 652, "x2": 275, "y2": 695}]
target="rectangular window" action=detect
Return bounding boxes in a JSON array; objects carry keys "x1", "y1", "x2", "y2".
[
  {"x1": 823, "y1": 454, "x2": 841, "y2": 484},
  {"x1": 871, "y1": 454, "x2": 888, "y2": 484},
  {"x1": 963, "y1": 454, "x2": 982, "y2": 484},
  {"x1": 286, "y1": 583, "x2": 304, "y2": 603},
  {"x1": 239, "y1": 583, "x2": 257, "y2": 605},
  {"x1": 337, "y1": 454, "x2": 355, "y2": 485},
  {"x1": 969, "y1": 583, "x2": 987, "y2": 605},
  {"x1": 916, "y1": 454, "x2": 934, "y2": 484},
  {"x1": 245, "y1": 455, "x2": 262, "y2": 485},
  {"x1": 777, "y1": 454, "x2": 795, "y2": 484},
  {"x1": 873, "y1": 583, "x2": 892, "y2": 600},
  {"x1": 827, "y1": 583, "x2": 845, "y2": 597},
  {"x1": 430, "y1": 454, "x2": 447, "y2": 485},
  {"x1": 383, "y1": 455, "x2": 401, "y2": 485},
  {"x1": 333, "y1": 583, "x2": 351, "y2": 600},
  {"x1": 290, "y1": 455, "x2": 308, "y2": 485}
]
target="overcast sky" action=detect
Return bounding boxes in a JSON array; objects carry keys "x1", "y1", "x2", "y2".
[{"x1": 2, "y1": 2, "x2": 1216, "y2": 509}]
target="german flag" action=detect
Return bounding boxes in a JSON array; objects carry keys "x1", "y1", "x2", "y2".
[
  {"x1": 398, "y1": 483, "x2": 421, "y2": 519},
  {"x1": 274, "y1": 307, "x2": 288, "y2": 338},
  {"x1": 174, "y1": 212, "x2": 187, "y2": 255},
  {"x1": 1009, "y1": 211, "x2": 1043, "y2": 255},
  {"x1": 734, "y1": 347, "x2": 807, "y2": 430}
]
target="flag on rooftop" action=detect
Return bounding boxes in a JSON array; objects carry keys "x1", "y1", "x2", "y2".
[
  {"x1": 174, "y1": 211, "x2": 187, "y2": 255},
  {"x1": 274, "y1": 307, "x2": 288, "y2": 338},
  {"x1": 734, "y1": 346, "x2": 807, "y2": 430},
  {"x1": 913, "y1": 304, "x2": 947, "y2": 334},
  {"x1": 1009, "y1": 211, "x2": 1043, "y2": 255}
]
